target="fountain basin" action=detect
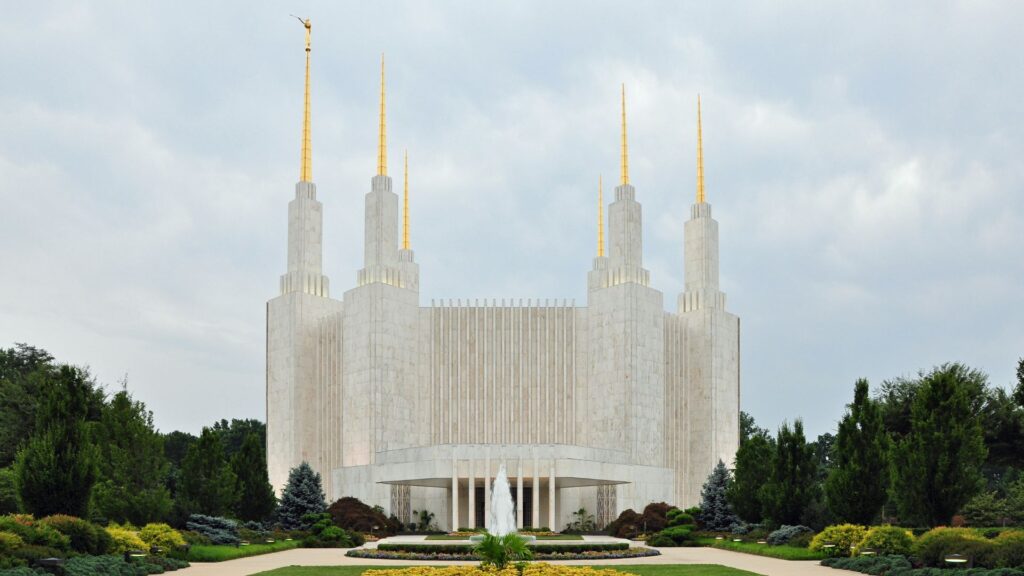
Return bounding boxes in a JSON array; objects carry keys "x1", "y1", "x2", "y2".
[{"x1": 469, "y1": 534, "x2": 536, "y2": 543}]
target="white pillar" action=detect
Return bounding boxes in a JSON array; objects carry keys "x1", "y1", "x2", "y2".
[
  {"x1": 452, "y1": 457, "x2": 459, "y2": 532},
  {"x1": 484, "y1": 456, "x2": 491, "y2": 529},
  {"x1": 548, "y1": 458, "x2": 556, "y2": 531},
  {"x1": 468, "y1": 459, "x2": 476, "y2": 529},
  {"x1": 516, "y1": 458, "x2": 524, "y2": 529},
  {"x1": 532, "y1": 456, "x2": 540, "y2": 529}
]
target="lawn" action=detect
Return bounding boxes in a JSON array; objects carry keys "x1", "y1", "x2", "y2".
[
  {"x1": 697, "y1": 538, "x2": 824, "y2": 561},
  {"x1": 425, "y1": 534, "x2": 584, "y2": 541},
  {"x1": 254, "y1": 566, "x2": 760, "y2": 576},
  {"x1": 187, "y1": 539, "x2": 301, "y2": 562}
]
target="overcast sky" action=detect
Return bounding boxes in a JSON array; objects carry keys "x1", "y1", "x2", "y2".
[{"x1": 2, "y1": 2, "x2": 1022, "y2": 439}]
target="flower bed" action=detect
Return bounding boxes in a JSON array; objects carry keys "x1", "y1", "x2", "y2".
[
  {"x1": 365, "y1": 564, "x2": 634, "y2": 576},
  {"x1": 348, "y1": 546, "x2": 659, "y2": 562},
  {"x1": 377, "y1": 543, "x2": 629, "y2": 554}
]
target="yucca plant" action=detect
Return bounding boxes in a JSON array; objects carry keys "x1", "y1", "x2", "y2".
[{"x1": 473, "y1": 531, "x2": 533, "y2": 569}]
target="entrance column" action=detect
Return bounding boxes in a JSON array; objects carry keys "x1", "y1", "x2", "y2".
[
  {"x1": 548, "y1": 458, "x2": 556, "y2": 530},
  {"x1": 484, "y1": 456, "x2": 491, "y2": 527},
  {"x1": 516, "y1": 458, "x2": 524, "y2": 529},
  {"x1": 451, "y1": 457, "x2": 459, "y2": 531},
  {"x1": 532, "y1": 456, "x2": 540, "y2": 529},
  {"x1": 467, "y1": 459, "x2": 475, "y2": 529}
]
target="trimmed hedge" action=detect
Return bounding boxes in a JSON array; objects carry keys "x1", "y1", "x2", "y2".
[
  {"x1": 347, "y1": 546, "x2": 659, "y2": 562},
  {"x1": 822, "y1": 554, "x2": 1024, "y2": 576},
  {"x1": 376, "y1": 542, "x2": 629, "y2": 554}
]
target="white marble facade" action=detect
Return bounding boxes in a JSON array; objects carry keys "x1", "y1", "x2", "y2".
[{"x1": 266, "y1": 114, "x2": 739, "y2": 532}]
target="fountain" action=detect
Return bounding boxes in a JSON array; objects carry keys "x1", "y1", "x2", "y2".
[{"x1": 470, "y1": 462, "x2": 535, "y2": 542}]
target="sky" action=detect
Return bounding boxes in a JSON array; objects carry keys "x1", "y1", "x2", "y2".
[{"x1": 1, "y1": 1, "x2": 1023, "y2": 439}]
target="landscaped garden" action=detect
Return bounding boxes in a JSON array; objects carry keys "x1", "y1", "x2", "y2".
[{"x1": 251, "y1": 566, "x2": 761, "y2": 576}]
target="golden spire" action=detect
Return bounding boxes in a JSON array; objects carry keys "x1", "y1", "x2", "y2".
[
  {"x1": 620, "y1": 84, "x2": 629, "y2": 185},
  {"x1": 297, "y1": 17, "x2": 312, "y2": 182},
  {"x1": 696, "y1": 94, "x2": 706, "y2": 203},
  {"x1": 402, "y1": 150, "x2": 410, "y2": 249},
  {"x1": 377, "y1": 53, "x2": 387, "y2": 176},
  {"x1": 598, "y1": 175, "x2": 605, "y2": 257}
]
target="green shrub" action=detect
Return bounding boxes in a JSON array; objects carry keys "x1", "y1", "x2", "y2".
[
  {"x1": 789, "y1": 532, "x2": 814, "y2": 548},
  {"x1": 912, "y1": 526, "x2": 995, "y2": 567},
  {"x1": 658, "y1": 525, "x2": 694, "y2": 545},
  {"x1": 993, "y1": 530, "x2": 1024, "y2": 568},
  {"x1": 647, "y1": 534, "x2": 676, "y2": 547},
  {"x1": 185, "y1": 514, "x2": 239, "y2": 545},
  {"x1": 473, "y1": 532, "x2": 533, "y2": 569},
  {"x1": 821, "y1": 554, "x2": 913, "y2": 573},
  {"x1": 139, "y1": 522, "x2": 186, "y2": 551},
  {"x1": 856, "y1": 525, "x2": 915, "y2": 556},
  {"x1": 376, "y1": 542, "x2": 628, "y2": 554},
  {"x1": 178, "y1": 530, "x2": 210, "y2": 546},
  {"x1": 766, "y1": 524, "x2": 813, "y2": 546},
  {"x1": 0, "y1": 531, "x2": 24, "y2": 556},
  {"x1": 300, "y1": 512, "x2": 359, "y2": 548},
  {"x1": 666, "y1": 508, "x2": 695, "y2": 527},
  {"x1": 105, "y1": 524, "x2": 148, "y2": 553},
  {"x1": 0, "y1": 515, "x2": 70, "y2": 551},
  {"x1": 0, "y1": 567, "x2": 37, "y2": 576},
  {"x1": 58, "y1": 554, "x2": 189, "y2": 575},
  {"x1": 40, "y1": 514, "x2": 109, "y2": 555},
  {"x1": 9, "y1": 544, "x2": 64, "y2": 564},
  {"x1": 810, "y1": 523, "x2": 867, "y2": 557}
]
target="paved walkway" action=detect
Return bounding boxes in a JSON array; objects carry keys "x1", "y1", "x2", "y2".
[{"x1": 175, "y1": 544, "x2": 858, "y2": 576}]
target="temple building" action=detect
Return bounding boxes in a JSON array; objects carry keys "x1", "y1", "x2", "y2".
[{"x1": 266, "y1": 21, "x2": 740, "y2": 531}]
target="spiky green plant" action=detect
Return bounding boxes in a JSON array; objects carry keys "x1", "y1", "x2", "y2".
[{"x1": 473, "y1": 531, "x2": 533, "y2": 569}]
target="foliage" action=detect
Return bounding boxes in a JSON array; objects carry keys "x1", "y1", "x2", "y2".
[
  {"x1": 278, "y1": 462, "x2": 326, "y2": 530},
  {"x1": 761, "y1": 420, "x2": 818, "y2": 526},
  {"x1": 138, "y1": 522, "x2": 186, "y2": 550},
  {"x1": 105, "y1": 524, "x2": 148, "y2": 553},
  {"x1": 891, "y1": 364, "x2": 988, "y2": 526},
  {"x1": 666, "y1": 508, "x2": 695, "y2": 528},
  {"x1": 301, "y1": 512, "x2": 361, "y2": 548},
  {"x1": 472, "y1": 532, "x2": 534, "y2": 569},
  {"x1": 177, "y1": 427, "x2": 238, "y2": 517},
  {"x1": 0, "y1": 345, "x2": 62, "y2": 468},
  {"x1": 0, "y1": 515, "x2": 70, "y2": 551},
  {"x1": 412, "y1": 509, "x2": 437, "y2": 532},
  {"x1": 210, "y1": 419, "x2": 266, "y2": 459},
  {"x1": 347, "y1": 547, "x2": 659, "y2": 562},
  {"x1": 963, "y1": 491, "x2": 1011, "y2": 526},
  {"x1": 809, "y1": 524, "x2": 868, "y2": 557},
  {"x1": 564, "y1": 508, "x2": 596, "y2": 532},
  {"x1": 648, "y1": 525, "x2": 693, "y2": 547},
  {"x1": 638, "y1": 502, "x2": 675, "y2": 534},
  {"x1": 0, "y1": 470, "x2": 18, "y2": 515},
  {"x1": 349, "y1": 565, "x2": 645, "y2": 576},
  {"x1": 766, "y1": 524, "x2": 813, "y2": 546},
  {"x1": 701, "y1": 537, "x2": 826, "y2": 560},
  {"x1": 699, "y1": 461, "x2": 739, "y2": 531},
  {"x1": 820, "y1": 554, "x2": 913, "y2": 574},
  {"x1": 379, "y1": 542, "x2": 629, "y2": 554},
  {"x1": 0, "y1": 531, "x2": 23, "y2": 556},
  {"x1": 912, "y1": 526, "x2": 994, "y2": 567},
  {"x1": 728, "y1": 430, "x2": 773, "y2": 523},
  {"x1": 740, "y1": 411, "x2": 768, "y2": 445},
  {"x1": 37, "y1": 554, "x2": 190, "y2": 575},
  {"x1": 185, "y1": 514, "x2": 239, "y2": 546},
  {"x1": 855, "y1": 525, "x2": 914, "y2": 556},
  {"x1": 825, "y1": 379, "x2": 890, "y2": 525},
  {"x1": 605, "y1": 509, "x2": 641, "y2": 539},
  {"x1": 184, "y1": 539, "x2": 299, "y2": 562},
  {"x1": 15, "y1": 365, "x2": 99, "y2": 518},
  {"x1": 992, "y1": 530, "x2": 1024, "y2": 569},
  {"x1": 39, "y1": 514, "x2": 110, "y2": 555},
  {"x1": 91, "y1": 389, "x2": 172, "y2": 526},
  {"x1": 232, "y1": 432, "x2": 277, "y2": 522},
  {"x1": 327, "y1": 496, "x2": 396, "y2": 535}
]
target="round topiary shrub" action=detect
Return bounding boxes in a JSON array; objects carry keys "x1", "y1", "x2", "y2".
[
  {"x1": 767, "y1": 525, "x2": 814, "y2": 546},
  {"x1": 0, "y1": 515, "x2": 70, "y2": 552},
  {"x1": 39, "y1": 515, "x2": 108, "y2": 555},
  {"x1": 139, "y1": 522, "x2": 187, "y2": 551},
  {"x1": 0, "y1": 531, "x2": 24, "y2": 556},
  {"x1": 647, "y1": 534, "x2": 677, "y2": 547},
  {"x1": 992, "y1": 530, "x2": 1024, "y2": 569},
  {"x1": 105, "y1": 524, "x2": 148, "y2": 554},
  {"x1": 912, "y1": 527, "x2": 995, "y2": 568},
  {"x1": 855, "y1": 525, "x2": 914, "y2": 556},
  {"x1": 809, "y1": 524, "x2": 867, "y2": 557}
]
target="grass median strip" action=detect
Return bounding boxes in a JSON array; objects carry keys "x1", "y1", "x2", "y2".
[
  {"x1": 187, "y1": 539, "x2": 301, "y2": 562},
  {"x1": 696, "y1": 537, "x2": 825, "y2": 561}
]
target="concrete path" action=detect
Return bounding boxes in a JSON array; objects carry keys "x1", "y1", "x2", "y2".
[{"x1": 176, "y1": 545, "x2": 859, "y2": 576}]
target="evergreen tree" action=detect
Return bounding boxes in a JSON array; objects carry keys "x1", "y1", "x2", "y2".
[
  {"x1": 698, "y1": 460, "x2": 739, "y2": 530},
  {"x1": 1015, "y1": 358, "x2": 1024, "y2": 408},
  {"x1": 0, "y1": 467, "x2": 19, "y2": 514},
  {"x1": 15, "y1": 365, "x2": 99, "y2": 518},
  {"x1": 232, "y1": 432, "x2": 276, "y2": 522},
  {"x1": 178, "y1": 427, "x2": 237, "y2": 517},
  {"x1": 0, "y1": 344, "x2": 56, "y2": 467},
  {"x1": 728, "y1": 431, "x2": 773, "y2": 522},
  {"x1": 825, "y1": 379, "x2": 890, "y2": 524},
  {"x1": 277, "y1": 462, "x2": 326, "y2": 530},
  {"x1": 91, "y1": 388, "x2": 172, "y2": 525},
  {"x1": 740, "y1": 411, "x2": 768, "y2": 445},
  {"x1": 760, "y1": 419, "x2": 817, "y2": 526},
  {"x1": 211, "y1": 419, "x2": 266, "y2": 459},
  {"x1": 891, "y1": 363, "x2": 987, "y2": 526}
]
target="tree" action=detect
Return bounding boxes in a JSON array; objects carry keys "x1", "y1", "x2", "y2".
[
  {"x1": 740, "y1": 411, "x2": 768, "y2": 445},
  {"x1": 728, "y1": 430, "x2": 773, "y2": 522},
  {"x1": 1015, "y1": 358, "x2": 1024, "y2": 408},
  {"x1": 825, "y1": 379, "x2": 890, "y2": 524},
  {"x1": 232, "y1": 432, "x2": 276, "y2": 522},
  {"x1": 698, "y1": 460, "x2": 739, "y2": 530},
  {"x1": 811, "y1": 432, "x2": 836, "y2": 483},
  {"x1": 91, "y1": 388, "x2": 172, "y2": 525},
  {"x1": 760, "y1": 419, "x2": 818, "y2": 526},
  {"x1": 211, "y1": 419, "x2": 266, "y2": 459},
  {"x1": 15, "y1": 365, "x2": 99, "y2": 517},
  {"x1": 890, "y1": 363, "x2": 988, "y2": 526},
  {"x1": 0, "y1": 344, "x2": 55, "y2": 467},
  {"x1": 0, "y1": 467, "x2": 19, "y2": 514},
  {"x1": 177, "y1": 427, "x2": 237, "y2": 517},
  {"x1": 278, "y1": 462, "x2": 326, "y2": 530}
]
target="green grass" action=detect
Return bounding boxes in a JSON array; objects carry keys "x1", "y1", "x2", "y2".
[
  {"x1": 697, "y1": 538, "x2": 824, "y2": 561},
  {"x1": 254, "y1": 565, "x2": 761, "y2": 576},
  {"x1": 424, "y1": 534, "x2": 584, "y2": 541},
  {"x1": 187, "y1": 539, "x2": 301, "y2": 562}
]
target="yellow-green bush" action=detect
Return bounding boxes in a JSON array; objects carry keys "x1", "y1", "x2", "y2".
[
  {"x1": 912, "y1": 527, "x2": 994, "y2": 567},
  {"x1": 139, "y1": 523, "x2": 186, "y2": 551},
  {"x1": 809, "y1": 524, "x2": 868, "y2": 557},
  {"x1": 105, "y1": 524, "x2": 147, "y2": 553},
  {"x1": 0, "y1": 531, "x2": 24, "y2": 555},
  {"x1": 855, "y1": 525, "x2": 914, "y2": 556},
  {"x1": 991, "y1": 530, "x2": 1024, "y2": 569}
]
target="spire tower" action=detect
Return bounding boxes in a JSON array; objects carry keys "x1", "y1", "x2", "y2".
[
  {"x1": 620, "y1": 84, "x2": 629, "y2": 185},
  {"x1": 377, "y1": 54, "x2": 387, "y2": 176},
  {"x1": 696, "y1": 95, "x2": 705, "y2": 204},
  {"x1": 299, "y1": 17, "x2": 312, "y2": 183},
  {"x1": 403, "y1": 150, "x2": 410, "y2": 250},
  {"x1": 597, "y1": 175, "x2": 605, "y2": 257}
]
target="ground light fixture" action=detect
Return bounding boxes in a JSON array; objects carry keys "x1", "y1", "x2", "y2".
[
  {"x1": 860, "y1": 548, "x2": 878, "y2": 556},
  {"x1": 732, "y1": 537, "x2": 743, "y2": 542},
  {"x1": 149, "y1": 546, "x2": 163, "y2": 555},
  {"x1": 124, "y1": 550, "x2": 147, "y2": 563},
  {"x1": 714, "y1": 536, "x2": 724, "y2": 540},
  {"x1": 757, "y1": 540, "x2": 767, "y2": 544},
  {"x1": 945, "y1": 553, "x2": 971, "y2": 568},
  {"x1": 33, "y1": 557, "x2": 64, "y2": 574}
]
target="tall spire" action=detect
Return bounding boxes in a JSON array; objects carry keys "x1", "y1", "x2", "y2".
[
  {"x1": 298, "y1": 17, "x2": 312, "y2": 183},
  {"x1": 598, "y1": 175, "x2": 605, "y2": 257},
  {"x1": 620, "y1": 84, "x2": 629, "y2": 185},
  {"x1": 403, "y1": 150, "x2": 410, "y2": 250},
  {"x1": 696, "y1": 94, "x2": 706, "y2": 204},
  {"x1": 377, "y1": 54, "x2": 387, "y2": 176}
]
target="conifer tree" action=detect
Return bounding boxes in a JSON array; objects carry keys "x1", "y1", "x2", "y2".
[
  {"x1": 825, "y1": 379, "x2": 890, "y2": 524},
  {"x1": 728, "y1": 430, "x2": 773, "y2": 522},
  {"x1": 277, "y1": 462, "x2": 326, "y2": 530},
  {"x1": 698, "y1": 460, "x2": 739, "y2": 530},
  {"x1": 891, "y1": 363, "x2": 987, "y2": 526},
  {"x1": 760, "y1": 419, "x2": 817, "y2": 526},
  {"x1": 178, "y1": 427, "x2": 238, "y2": 517},
  {"x1": 15, "y1": 365, "x2": 98, "y2": 517},
  {"x1": 232, "y1": 432, "x2": 277, "y2": 522}
]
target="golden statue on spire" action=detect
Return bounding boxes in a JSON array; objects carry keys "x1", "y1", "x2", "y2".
[
  {"x1": 403, "y1": 150, "x2": 411, "y2": 250},
  {"x1": 598, "y1": 175, "x2": 605, "y2": 257},
  {"x1": 620, "y1": 84, "x2": 629, "y2": 186},
  {"x1": 696, "y1": 94, "x2": 706, "y2": 204},
  {"x1": 294, "y1": 16, "x2": 312, "y2": 182},
  {"x1": 377, "y1": 54, "x2": 387, "y2": 176}
]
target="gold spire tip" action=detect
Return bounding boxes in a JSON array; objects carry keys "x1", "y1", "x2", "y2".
[
  {"x1": 402, "y1": 150, "x2": 410, "y2": 249},
  {"x1": 297, "y1": 16, "x2": 312, "y2": 182},
  {"x1": 598, "y1": 175, "x2": 605, "y2": 257},
  {"x1": 620, "y1": 84, "x2": 629, "y2": 186},
  {"x1": 377, "y1": 53, "x2": 387, "y2": 176},
  {"x1": 696, "y1": 94, "x2": 706, "y2": 204}
]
